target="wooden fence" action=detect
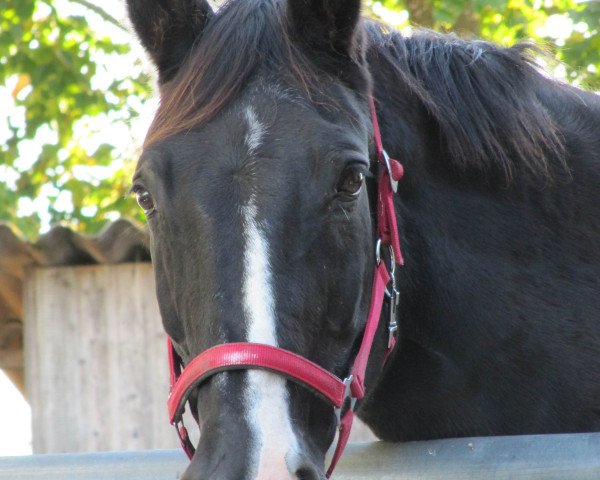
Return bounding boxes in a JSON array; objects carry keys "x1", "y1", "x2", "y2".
[
  {"x1": 1, "y1": 433, "x2": 599, "y2": 479},
  {"x1": 24, "y1": 263, "x2": 178, "y2": 452}
]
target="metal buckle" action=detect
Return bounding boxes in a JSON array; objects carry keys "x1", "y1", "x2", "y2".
[
  {"x1": 375, "y1": 239, "x2": 395, "y2": 273},
  {"x1": 382, "y1": 149, "x2": 398, "y2": 193},
  {"x1": 387, "y1": 287, "x2": 399, "y2": 348},
  {"x1": 334, "y1": 376, "x2": 357, "y2": 426},
  {"x1": 376, "y1": 238, "x2": 400, "y2": 348}
]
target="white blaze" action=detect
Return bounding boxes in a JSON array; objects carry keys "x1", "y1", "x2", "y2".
[
  {"x1": 241, "y1": 109, "x2": 300, "y2": 480},
  {"x1": 244, "y1": 107, "x2": 266, "y2": 155}
]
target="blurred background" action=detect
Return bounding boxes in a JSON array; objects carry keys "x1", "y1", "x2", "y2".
[{"x1": 0, "y1": 0, "x2": 598, "y2": 456}]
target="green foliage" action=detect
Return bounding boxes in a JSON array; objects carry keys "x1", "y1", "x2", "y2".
[
  {"x1": 366, "y1": 0, "x2": 600, "y2": 90},
  {"x1": 0, "y1": 0, "x2": 598, "y2": 238},
  {"x1": 0, "y1": 0, "x2": 150, "y2": 238}
]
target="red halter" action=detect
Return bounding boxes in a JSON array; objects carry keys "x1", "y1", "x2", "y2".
[{"x1": 166, "y1": 97, "x2": 404, "y2": 478}]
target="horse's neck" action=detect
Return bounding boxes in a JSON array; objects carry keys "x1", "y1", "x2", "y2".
[
  {"x1": 362, "y1": 30, "x2": 600, "y2": 441},
  {"x1": 362, "y1": 133, "x2": 600, "y2": 440},
  {"x1": 375, "y1": 51, "x2": 600, "y2": 376},
  {"x1": 368, "y1": 36, "x2": 600, "y2": 324}
]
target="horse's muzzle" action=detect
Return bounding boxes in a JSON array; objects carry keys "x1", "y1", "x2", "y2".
[{"x1": 180, "y1": 443, "x2": 324, "y2": 480}]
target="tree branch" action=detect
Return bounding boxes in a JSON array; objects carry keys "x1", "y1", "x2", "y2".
[{"x1": 67, "y1": 0, "x2": 129, "y2": 33}]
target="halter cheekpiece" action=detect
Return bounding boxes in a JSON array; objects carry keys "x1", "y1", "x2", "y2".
[{"x1": 166, "y1": 96, "x2": 404, "y2": 478}]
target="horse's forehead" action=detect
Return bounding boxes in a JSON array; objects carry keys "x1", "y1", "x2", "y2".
[
  {"x1": 140, "y1": 81, "x2": 366, "y2": 189},
  {"x1": 207, "y1": 88, "x2": 309, "y2": 151}
]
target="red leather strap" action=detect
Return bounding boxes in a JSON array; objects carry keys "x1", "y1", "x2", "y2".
[
  {"x1": 378, "y1": 176, "x2": 403, "y2": 264},
  {"x1": 177, "y1": 423, "x2": 196, "y2": 460},
  {"x1": 167, "y1": 337, "x2": 180, "y2": 390},
  {"x1": 349, "y1": 261, "x2": 390, "y2": 400},
  {"x1": 326, "y1": 409, "x2": 354, "y2": 478},
  {"x1": 168, "y1": 342, "x2": 348, "y2": 424},
  {"x1": 370, "y1": 96, "x2": 385, "y2": 157},
  {"x1": 370, "y1": 96, "x2": 404, "y2": 266}
]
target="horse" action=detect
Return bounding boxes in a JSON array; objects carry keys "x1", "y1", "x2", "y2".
[{"x1": 126, "y1": 0, "x2": 600, "y2": 478}]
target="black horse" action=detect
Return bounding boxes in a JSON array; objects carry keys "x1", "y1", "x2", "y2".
[{"x1": 126, "y1": 0, "x2": 600, "y2": 478}]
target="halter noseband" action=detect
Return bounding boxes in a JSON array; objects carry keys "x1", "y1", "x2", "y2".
[{"x1": 166, "y1": 96, "x2": 404, "y2": 478}]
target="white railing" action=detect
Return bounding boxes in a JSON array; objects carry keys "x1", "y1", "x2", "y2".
[{"x1": 1, "y1": 433, "x2": 599, "y2": 479}]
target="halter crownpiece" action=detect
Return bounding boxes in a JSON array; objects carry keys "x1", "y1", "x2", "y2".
[{"x1": 166, "y1": 96, "x2": 404, "y2": 478}]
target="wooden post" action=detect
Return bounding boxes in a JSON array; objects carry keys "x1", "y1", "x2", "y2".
[{"x1": 24, "y1": 263, "x2": 179, "y2": 453}]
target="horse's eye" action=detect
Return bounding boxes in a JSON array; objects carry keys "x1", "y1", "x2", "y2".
[
  {"x1": 135, "y1": 188, "x2": 155, "y2": 214},
  {"x1": 337, "y1": 168, "x2": 365, "y2": 196}
]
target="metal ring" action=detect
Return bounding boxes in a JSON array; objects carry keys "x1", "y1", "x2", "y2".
[
  {"x1": 375, "y1": 238, "x2": 396, "y2": 277},
  {"x1": 388, "y1": 245, "x2": 396, "y2": 277}
]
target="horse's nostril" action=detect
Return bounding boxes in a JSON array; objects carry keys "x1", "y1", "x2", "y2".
[{"x1": 295, "y1": 465, "x2": 322, "y2": 480}]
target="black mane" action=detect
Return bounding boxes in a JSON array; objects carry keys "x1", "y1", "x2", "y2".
[{"x1": 366, "y1": 25, "x2": 568, "y2": 182}]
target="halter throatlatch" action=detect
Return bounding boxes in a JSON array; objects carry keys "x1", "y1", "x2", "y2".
[{"x1": 166, "y1": 96, "x2": 404, "y2": 478}]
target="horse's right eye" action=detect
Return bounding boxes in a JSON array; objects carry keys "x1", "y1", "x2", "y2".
[
  {"x1": 135, "y1": 188, "x2": 155, "y2": 215},
  {"x1": 337, "y1": 166, "x2": 366, "y2": 197}
]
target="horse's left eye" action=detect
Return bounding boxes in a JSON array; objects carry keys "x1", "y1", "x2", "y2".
[
  {"x1": 135, "y1": 188, "x2": 155, "y2": 215},
  {"x1": 337, "y1": 167, "x2": 365, "y2": 196}
]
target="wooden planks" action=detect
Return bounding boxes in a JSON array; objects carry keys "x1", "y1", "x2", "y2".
[
  {"x1": 24, "y1": 263, "x2": 177, "y2": 453},
  {"x1": 0, "y1": 220, "x2": 151, "y2": 400}
]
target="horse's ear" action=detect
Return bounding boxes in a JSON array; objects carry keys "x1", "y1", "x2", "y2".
[
  {"x1": 287, "y1": 0, "x2": 363, "y2": 59},
  {"x1": 126, "y1": 0, "x2": 213, "y2": 83}
]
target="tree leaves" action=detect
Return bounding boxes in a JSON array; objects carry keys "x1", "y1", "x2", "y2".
[{"x1": 0, "y1": 0, "x2": 150, "y2": 237}]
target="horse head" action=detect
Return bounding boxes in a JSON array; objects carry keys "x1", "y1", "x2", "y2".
[{"x1": 128, "y1": 0, "x2": 390, "y2": 478}]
